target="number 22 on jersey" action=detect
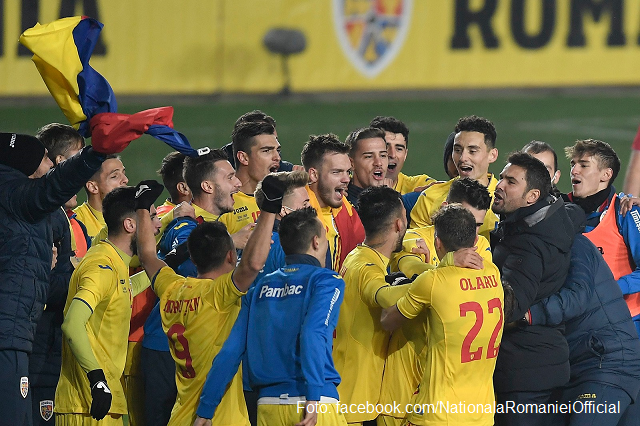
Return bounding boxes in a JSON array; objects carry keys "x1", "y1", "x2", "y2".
[{"x1": 459, "y1": 298, "x2": 503, "y2": 363}]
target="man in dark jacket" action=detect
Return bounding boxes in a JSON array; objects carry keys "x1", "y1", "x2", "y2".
[
  {"x1": 527, "y1": 225, "x2": 640, "y2": 426},
  {"x1": 0, "y1": 132, "x2": 107, "y2": 425},
  {"x1": 491, "y1": 151, "x2": 575, "y2": 426},
  {"x1": 30, "y1": 124, "x2": 86, "y2": 424}
]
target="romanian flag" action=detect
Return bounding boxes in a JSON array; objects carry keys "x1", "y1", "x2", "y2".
[
  {"x1": 307, "y1": 186, "x2": 365, "y2": 271},
  {"x1": 19, "y1": 16, "x2": 199, "y2": 157}
]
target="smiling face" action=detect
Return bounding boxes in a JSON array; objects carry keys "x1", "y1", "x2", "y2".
[
  {"x1": 453, "y1": 131, "x2": 498, "y2": 186},
  {"x1": 211, "y1": 160, "x2": 242, "y2": 215},
  {"x1": 88, "y1": 158, "x2": 128, "y2": 201},
  {"x1": 245, "y1": 133, "x2": 281, "y2": 183},
  {"x1": 350, "y1": 137, "x2": 388, "y2": 189},
  {"x1": 492, "y1": 163, "x2": 534, "y2": 214},
  {"x1": 312, "y1": 152, "x2": 351, "y2": 209},
  {"x1": 570, "y1": 154, "x2": 612, "y2": 198},
  {"x1": 384, "y1": 131, "x2": 408, "y2": 183}
]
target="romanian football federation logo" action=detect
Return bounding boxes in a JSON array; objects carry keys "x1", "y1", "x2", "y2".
[
  {"x1": 333, "y1": 0, "x2": 412, "y2": 78},
  {"x1": 40, "y1": 400, "x2": 53, "y2": 421}
]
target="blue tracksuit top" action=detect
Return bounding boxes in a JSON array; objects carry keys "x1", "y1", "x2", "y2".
[
  {"x1": 582, "y1": 190, "x2": 640, "y2": 335},
  {"x1": 196, "y1": 254, "x2": 345, "y2": 419}
]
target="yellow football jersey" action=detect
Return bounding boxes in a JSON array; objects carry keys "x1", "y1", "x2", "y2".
[
  {"x1": 153, "y1": 266, "x2": 249, "y2": 426},
  {"x1": 397, "y1": 261, "x2": 504, "y2": 426},
  {"x1": 218, "y1": 191, "x2": 260, "y2": 235},
  {"x1": 390, "y1": 227, "x2": 492, "y2": 275},
  {"x1": 320, "y1": 206, "x2": 341, "y2": 271},
  {"x1": 333, "y1": 245, "x2": 391, "y2": 423},
  {"x1": 55, "y1": 240, "x2": 133, "y2": 415},
  {"x1": 409, "y1": 175, "x2": 499, "y2": 241},
  {"x1": 383, "y1": 234, "x2": 493, "y2": 419},
  {"x1": 394, "y1": 173, "x2": 436, "y2": 195},
  {"x1": 73, "y1": 202, "x2": 105, "y2": 240}
]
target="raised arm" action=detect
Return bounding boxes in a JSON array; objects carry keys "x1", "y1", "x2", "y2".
[
  {"x1": 232, "y1": 175, "x2": 286, "y2": 291},
  {"x1": 134, "y1": 180, "x2": 168, "y2": 280},
  {"x1": 2, "y1": 146, "x2": 105, "y2": 223}
]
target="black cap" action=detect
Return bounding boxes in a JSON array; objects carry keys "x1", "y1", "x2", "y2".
[
  {"x1": 443, "y1": 131, "x2": 456, "y2": 177},
  {"x1": 0, "y1": 133, "x2": 46, "y2": 176}
]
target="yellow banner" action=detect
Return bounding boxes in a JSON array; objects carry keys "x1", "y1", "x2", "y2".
[{"x1": 2, "y1": 0, "x2": 640, "y2": 95}]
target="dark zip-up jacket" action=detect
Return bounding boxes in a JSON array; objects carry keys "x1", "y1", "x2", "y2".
[
  {"x1": 491, "y1": 195, "x2": 575, "y2": 393},
  {"x1": 529, "y1": 234, "x2": 640, "y2": 401},
  {"x1": 0, "y1": 147, "x2": 104, "y2": 353}
]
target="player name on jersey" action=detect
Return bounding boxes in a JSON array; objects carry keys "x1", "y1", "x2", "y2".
[
  {"x1": 459, "y1": 274, "x2": 499, "y2": 291},
  {"x1": 163, "y1": 296, "x2": 201, "y2": 314}
]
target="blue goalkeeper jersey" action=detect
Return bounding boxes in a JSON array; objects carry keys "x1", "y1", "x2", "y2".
[{"x1": 196, "y1": 254, "x2": 345, "y2": 419}]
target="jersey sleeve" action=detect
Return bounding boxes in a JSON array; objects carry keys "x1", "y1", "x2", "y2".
[
  {"x1": 301, "y1": 271, "x2": 345, "y2": 400},
  {"x1": 618, "y1": 206, "x2": 640, "y2": 295},
  {"x1": 197, "y1": 292, "x2": 251, "y2": 419},
  {"x1": 360, "y1": 264, "x2": 392, "y2": 307},
  {"x1": 208, "y1": 270, "x2": 246, "y2": 312},
  {"x1": 409, "y1": 191, "x2": 434, "y2": 228},
  {"x1": 477, "y1": 235, "x2": 493, "y2": 262},
  {"x1": 151, "y1": 266, "x2": 183, "y2": 299},
  {"x1": 73, "y1": 262, "x2": 118, "y2": 311},
  {"x1": 396, "y1": 271, "x2": 435, "y2": 320}
]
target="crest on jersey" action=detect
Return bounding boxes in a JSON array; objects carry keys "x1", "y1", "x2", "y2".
[
  {"x1": 333, "y1": 0, "x2": 412, "y2": 78},
  {"x1": 20, "y1": 376, "x2": 28, "y2": 398},
  {"x1": 40, "y1": 400, "x2": 53, "y2": 421}
]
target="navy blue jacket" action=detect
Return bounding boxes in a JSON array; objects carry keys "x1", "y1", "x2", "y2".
[
  {"x1": 0, "y1": 147, "x2": 104, "y2": 353},
  {"x1": 529, "y1": 234, "x2": 640, "y2": 401},
  {"x1": 30, "y1": 207, "x2": 74, "y2": 386}
]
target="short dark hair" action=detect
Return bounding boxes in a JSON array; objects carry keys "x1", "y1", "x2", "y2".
[
  {"x1": 447, "y1": 177, "x2": 491, "y2": 211},
  {"x1": 508, "y1": 151, "x2": 551, "y2": 198},
  {"x1": 102, "y1": 186, "x2": 136, "y2": 237},
  {"x1": 183, "y1": 149, "x2": 229, "y2": 198},
  {"x1": 279, "y1": 207, "x2": 323, "y2": 256},
  {"x1": 234, "y1": 110, "x2": 276, "y2": 129},
  {"x1": 432, "y1": 204, "x2": 476, "y2": 252},
  {"x1": 300, "y1": 134, "x2": 349, "y2": 170},
  {"x1": 345, "y1": 127, "x2": 387, "y2": 157},
  {"x1": 454, "y1": 115, "x2": 497, "y2": 149},
  {"x1": 157, "y1": 151, "x2": 187, "y2": 200},
  {"x1": 369, "y1": 116, "x2": 409, "y2": 146},
  {"x1": 36, "y1": 123, "x2": 85, "y2": 162},
  {"x1": 523, "y1": 140, "x2": 558, "y2": 172},
  {"x1": 231, "y1": 121, "x2": 276, "y2": 158},
  {"x1": 255, "y1": 170, "x2": 309, "y2": 208},
  {"x1": 357, "y1": 186, "x2": 403, "y2": 237},
  {"x1": 187, "y1": 221, "x2": 234, "y2": 274},
  {"x1": 564, "y1": 139, "x2": 621, "y2": 184}
]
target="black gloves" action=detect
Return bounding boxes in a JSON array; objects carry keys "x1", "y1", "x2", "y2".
[
  {"x1": 135, "y1": 180, "x2": 165, "y2": 211},
  {"x1": 164, "y1": 242, "x2": 191, "y2": 269},
  {"x1": 87, "y1": 369, "x2": 112, "y2": 420},
  {"x1": 385, "y1": 272, "x2": 413, "y2": 286},
  {"x1": 256, "y1": 175, "x2": 287, "y2": 214}
]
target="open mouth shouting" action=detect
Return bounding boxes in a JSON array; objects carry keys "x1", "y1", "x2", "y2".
[
  {"x1": 372, "y1": 168, "x2": 385, "y2": 181},
  {"x1": 387, "y1": 162, "x2": 397, "y2": 173},
  {"x1": 457, "y1": 163, "x2": 474, "y2": 177},
  {"x1": 269, "y1": 163, "x2": 279, "y2": 173}
]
